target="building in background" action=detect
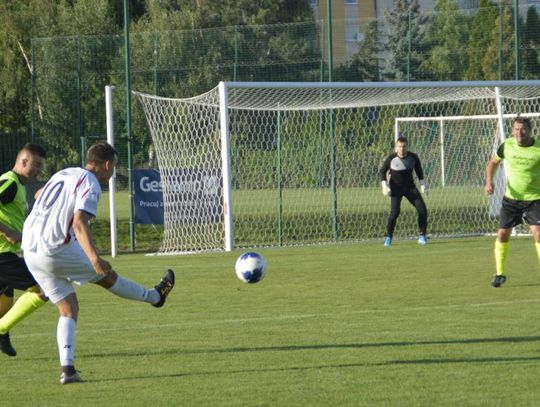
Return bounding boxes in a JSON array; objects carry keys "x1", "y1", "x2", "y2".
[
  {"x1": 309, "y1": 0, "x2": 514, "y2": 64},
  {"x1": 310, "y1": 0, "x2": 376, "y2": 63}
]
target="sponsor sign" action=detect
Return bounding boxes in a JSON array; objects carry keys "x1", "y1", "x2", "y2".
[{"x1": 133, "y1": 169, "x2": 222, "y2": 225}]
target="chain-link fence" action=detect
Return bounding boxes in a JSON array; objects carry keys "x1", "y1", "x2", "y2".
[
  {"x1": 25, "y1": 6, "x2": 540, "y2": 179},
  {"x1": 5, "y1": 5, "x2": 537, "y2": 251}
]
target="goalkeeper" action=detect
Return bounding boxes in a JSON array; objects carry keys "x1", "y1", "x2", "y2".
[
  {"x1": 379, "y1": 136, "x2": 428, "y2": 246},
  {"x1": 485, "y1": 116, "x2": 540, "y2": 288}
]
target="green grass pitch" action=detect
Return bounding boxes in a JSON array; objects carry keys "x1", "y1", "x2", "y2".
[{"x1": 3, "y1": 237, "x2": 540, "y2": 406}]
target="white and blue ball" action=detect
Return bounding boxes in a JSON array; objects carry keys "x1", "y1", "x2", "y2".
[{"x1": 235, "y1": 252, "x2": 268, "y2": 283}]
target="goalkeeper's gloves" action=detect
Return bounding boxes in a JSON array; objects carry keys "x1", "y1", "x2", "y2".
[
  {"x1": 419, "y1": 179, "x2": 429, "y2": 195},
  {"x1": 381, "y1": 180, "x2": 391, "y2": 196}
]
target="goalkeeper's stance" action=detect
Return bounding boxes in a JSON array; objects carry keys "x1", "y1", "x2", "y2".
[
  {"x1": 485, "y1": 116, "x2": 540, "y2": 288},
  {"x1": 379, "y1": 136, "x2": 428, "y2": 246}
]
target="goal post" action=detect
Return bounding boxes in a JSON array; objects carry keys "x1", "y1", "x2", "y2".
[{"x1": 134, "y1": 80, "x2": 540, "y2": 254}]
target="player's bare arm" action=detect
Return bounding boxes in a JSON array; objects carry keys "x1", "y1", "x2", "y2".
[
  {"x1": 485, "y1": 157, "x2": 501, "y2": 195},
  {"x1": 34, "y1": 187, "x2": 43, "y2": 200},
  {"x1": 72, "y1": 210, "x2": 112, "y2": 276},
  {"x1": 0, "y1": 222, "x2": 21, "y2": 244}
]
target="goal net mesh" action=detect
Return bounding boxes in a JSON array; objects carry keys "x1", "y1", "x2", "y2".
[{"x1": 134, "y1": 83, "x2": 540, "y2": 253}]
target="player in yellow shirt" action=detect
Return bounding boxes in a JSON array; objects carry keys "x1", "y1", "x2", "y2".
[
  {"x1": 485, "y1": 116, "x2": 540, "y2": 287},
  {"x1": 0, "y1": 143, "x2": 48, "y2": 355}
]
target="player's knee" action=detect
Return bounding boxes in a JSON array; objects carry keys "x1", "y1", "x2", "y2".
[
  {"x1": 95, "y1": 271, "x2": 118, "y2": 289},
  {"x1": 497, "y1": 228, "x2": 512, "y2": 242},
  {"x1": 56, "y1": 295, "x2": 79, "y2": 319}
]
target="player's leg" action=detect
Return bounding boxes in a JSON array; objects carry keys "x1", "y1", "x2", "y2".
[
  {"x1": 95, "y1": 269, "x2": 175, "y2": 308},
  {"x1": 0, "y1": 254, "x2": 49, "y2": 356},
  {"x1": 385, "y1": 193, "x2": 403, "y2": 246},
  {"x1": 492, "y1": 228, "x2": 512, "y2": 287},
  {"x1": 524, "y1": 200, "x2": 540, "y2": 268},
  {"x1": 24, "y1": 249, "x2": 84, "y2": 383},
  {"x1": 57, "y1": 240, "x2": 175, "y2": 307},
  {"x1": 531, "y1": 225, "x2": 540, "y2": 263},
  {"x1": 55, "y1": 293, "x2": 82, "y2": 384},
  {"x1": 0, "y1": 287, "x2": 14, "y2": 319},
  {"x1": 0, "y1": 285, "x2": 16, "y2": 356},
  {"x1": 405, "y1": 188, "x2": 428, "y2": 244},
  {"x1": 492, "y1": 198, "x2": 523, "y2": 287},
  {"x1": 0, "y1": 285, "x2": 48, "y2": 335},
  {"x1": 0, "y1": 253, "x2": 16, "y2": 325}
]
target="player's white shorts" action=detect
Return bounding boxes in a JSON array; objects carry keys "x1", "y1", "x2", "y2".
[{"x1": 24, "y1": 241, "x2": 103, "y2": 304}]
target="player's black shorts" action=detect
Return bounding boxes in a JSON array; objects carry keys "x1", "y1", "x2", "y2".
[
  {"x1": 499, "y1": 196, "x2": 540, "y2": 228},
  {"x1": 0, "y1": 252, "x2": 38, "y2": 294}
]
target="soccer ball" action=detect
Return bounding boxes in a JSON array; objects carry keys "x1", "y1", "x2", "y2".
[{"x1": 235, "y1": 252, "x2": 268, "y2": 283}]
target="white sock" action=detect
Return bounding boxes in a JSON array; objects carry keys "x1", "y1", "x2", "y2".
[
  {"x1": 108, "y1": 276, "x2": 159, "y2": 304},
  {"x1": 57, "y1": 316, "x2": 76, "y2": 367}
]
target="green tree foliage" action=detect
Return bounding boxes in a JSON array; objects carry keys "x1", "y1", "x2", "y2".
[
  {"x1": 4, "y1": 0, "x2": 540, "y2": 177},
  {"x1": 481, "y1": 6, "x2": 514, "y2": 80},
  {"x1": 383, "y1": 0, "x2": 429, "y2": 81},
  {"x1": 0, "y1": 1, "x2": 61, "y2": 171},
  {"x1": 126, "y1": 1, "x2": 320, "y2": 165},
  {"x1": 420, "y1": 0, "x2": 470, "y2": 81},
  {"x1": 334, "y1": 20, "x2": 384, "y2": 81},
  {"x1": 0, "y1": 1, "x2": 59, "y2": 134},
  {"x1": 464, "y1": 0, "x2": 500, "y2": 80},
  {"x1": 522, "y1": 6, "x2": 540, "y2": 79},
  {"x1": 32, "y1": 0, "x2": 120, "y2": 172}
]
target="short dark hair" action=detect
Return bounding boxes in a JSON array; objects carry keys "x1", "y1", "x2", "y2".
[
  {"x1": 513, "y1": 116, "x2": 532, "y2": 129},
  {"x1": 396, "y1": 136, "x2": 408, "y2": 144},
  {"x1": 20, "y1": 143, "x2": 46, "y2": 158},
  {"x1": 86, "y1": 141, "x2": 118, "y2": 165}
]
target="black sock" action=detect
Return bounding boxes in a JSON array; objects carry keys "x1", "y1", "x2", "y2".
[{"x1": 61, "y1": 365, "x2": 76, "y2": 375}]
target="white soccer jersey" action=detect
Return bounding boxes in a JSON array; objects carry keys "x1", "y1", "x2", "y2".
[{"x1": 22, "y1": 167, "x2": 101, "y2": 255}]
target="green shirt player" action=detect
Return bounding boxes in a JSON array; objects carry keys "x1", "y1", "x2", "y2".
[
  {"x1": 485, "y1": 116, "x2": 540, "y2": 287},
  {"x1": 0, "y1": 143, "x2": 48, "y2": 355}
]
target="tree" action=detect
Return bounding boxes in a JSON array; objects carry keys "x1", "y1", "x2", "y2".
[
  {"x1": 31, "y1": 0, "x2": 120, "y2": 171},
  {"x1": 334, "y1": 20, "x2": 384, "y2": 81},
  {"x1": 127, "y1": 0, "x2": 320, "y2": 165},
  {"x1": 522, "y1": 6, "x2": 540, "y2": 79},
  {"x1": 481, "y1": 6, "x2": 514, "y2": 80},
  {"x1": 383, "y1": 0, "x2": 430, "y2": 81},
  {"x1": 463, "y1": 0, "x2": 500, "y2": 80},
  {"x1": 420, "y1": 0, "x2": 470, "y2": 81},
  {"x1": 0, "y1": 1, "x2": 61, "y2": 172}
]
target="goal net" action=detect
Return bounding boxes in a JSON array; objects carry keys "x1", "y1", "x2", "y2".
[{"x1": 134, "y1": 81, "x2": 540, "y2": 254}]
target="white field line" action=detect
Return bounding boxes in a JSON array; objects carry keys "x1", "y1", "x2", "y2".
[{"x1": 17, "y1": 298, "x2": 540, "y2": 338}]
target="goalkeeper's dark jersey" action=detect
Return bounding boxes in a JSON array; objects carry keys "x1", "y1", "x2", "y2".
[{"x1": 379, "y1": 152, "x2": 424, "y2": 189}]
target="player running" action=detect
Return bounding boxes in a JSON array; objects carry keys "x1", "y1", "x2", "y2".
[{"x1": 485, "y1": 116, "x2": 540, "y2": 288}]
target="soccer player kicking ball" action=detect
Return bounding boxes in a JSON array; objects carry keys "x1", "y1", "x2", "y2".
[
  {"x1": 485, "y1": 116, "x2": 540, "y2": 288},
  {"x1": 22, "y1": 141, "x2": 175, "y2": 384}
]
